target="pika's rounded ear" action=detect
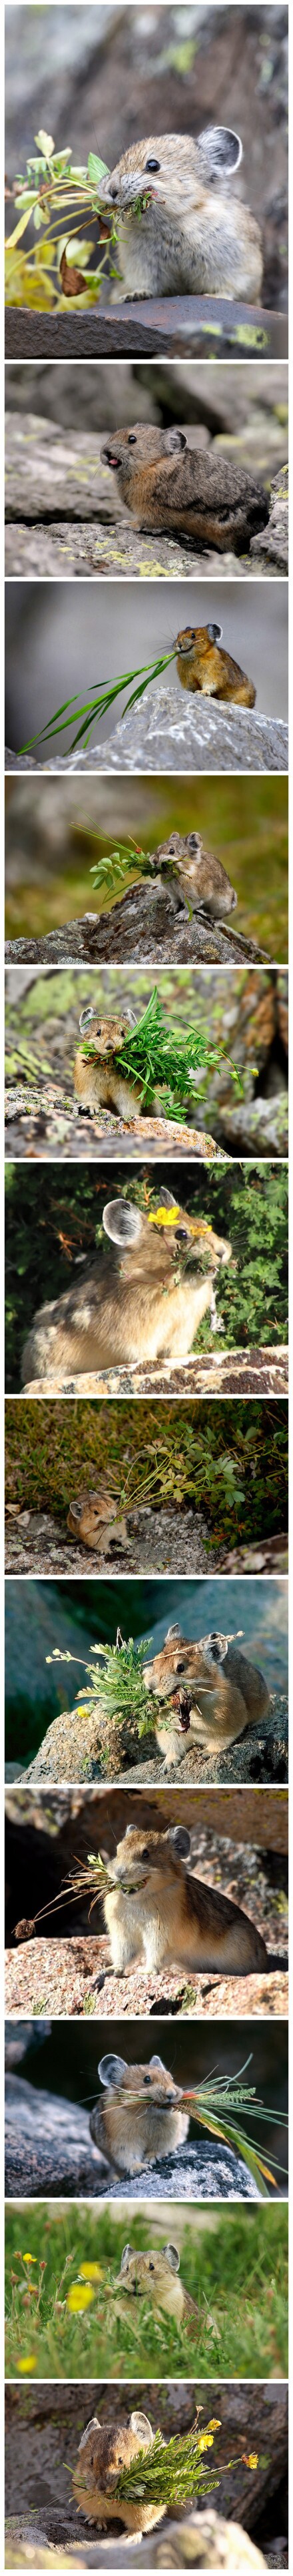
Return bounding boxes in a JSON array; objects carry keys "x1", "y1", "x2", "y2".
[
  {"x1": 79, "y1": 1006, "x2": 95, "y2": 1033},
  {"x1": 207, "y1": 621, "x2": 222, "y2": 645},
  {"x1": 166, "y1": 428, "x2": 187, "y2": 454},
  {"x1": 103, "y1": 1199, "x2": 143, "y2": 1246},
  {"x1": 165, "y1": 1624, "x2": 183, "y2": 1642},
  {"x1": 169, "y1": 1823, "x2": 190, "y2": 1860},
  {"x1": 98, "y1": 1843, "x2": 111, "y2": 1864},
  {"x1": 197, "y1": 125, "x2": 242, "y2": 178},
  {"x1": 98, "y1": 2053, "x2": 127, "y2": 2087},
  {"x1": 121, "y1": 2244, "x2": 133, "y2": 2272},
  {"x1": 188, "y1": 832, "x2": 202, "y2": 854},
  {"x1": 127, "y1": 1006, "x2": 137, "y2": 1027},
  {"x1": 149, "y1": 2053, "x2": 166, "y2": 2073},
  {"x1": 131, "y1": 2412, "x2": 153, "y2": 2444},
  {"x1": 162, "y1": 2242, "x2": 180, "y2": 2273},
  {"x1": 206, "y1": 1632, "x2": 228, "y2": 1664},
  {"x1": 78, "y1": 2417, "x2": 101, "y2": 2451}
]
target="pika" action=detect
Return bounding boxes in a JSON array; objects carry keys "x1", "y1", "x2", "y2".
[
  {"x1": 90, "y1": 2049, "x2": 189, "y2": 2175},
  {"x1": 73, "y1": 1006, "x2": 159, "y2": 1124},
  {"x1": 100, "y1": 1821, "x2": 272, "y2": 1976},
  {"x1": 98, "y1": 127, "x2": 262, "y2": 302},
  {"x1": 72, "y1": 2408, "x2": 164, "y2": 2536},
  {"x1": 101, "y1": 424, "x2": 268, "y2": 557},
  {"x1": 21, "y1": 1192, "x2": 232, "y2": 1382},
  {"x1": 143, "y1": 1625, "x2": 270, "y2": 1770},
  {"x1": 113, "y1": 2241, "x2": 198, "y2": 2339},
  {"x1": 154, "y1": 828, "x2": 238, "y2": 921},
  {"x1": 67, "y1": 1484, "x2": 131, "y2": 1555},
  {"x1": 175, "y1": 623, "x2": 256, "y2": 707}
]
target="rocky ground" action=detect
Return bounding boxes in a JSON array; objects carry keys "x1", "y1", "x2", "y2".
[
  {"x1": 4, "y1": 1506, "x2": 221, "y2": 1580},
  {"x1": 4, "y1": 414, "x2": 288, "y2": 583},
  {"x1": 21, "y1": 1349, "x2": 288, "y2": 1401},
  {"x1": 6, "y1": 691, "x2": 288, "y2": 777},
  {"x1": 5, "y1": 877, "x2": 270, "y2": 971},
  {"x1": 19, "y1": 1690, "x2": 288, "y2": 1790},
  {"x1": 5, "y1": 1092, "x2": 226, "y2": 1163},
  {"x1": 5, "y1": 1933, "x2": 288, "y2": 2022}
]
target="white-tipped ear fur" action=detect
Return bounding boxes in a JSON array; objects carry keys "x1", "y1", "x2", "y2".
[
  {"x1": 165, "y1": 1624, "x2": 183, "y2": 1642},
  {"x1": 79, "y1": 1006, "x2": 95, "y2": 1032},
  {"x1": 121, "y1": 2244, "x2": 132, "y2": 2272},
  {"x1": 98, "y1": 2053, "x2": 127, "y2": 2086},
  {"x1": 131, "y1": 2413, "x2": 153, "y2": 2444},
  {"x1": 170, "y1": 1823, "x2": 190, "y2": 1860},
  {"x1": 162, "y1": 2242, "x2": 180, "y2": 2273},
  {"x1": 149, "y1": 2053, "x2": 166, "y2": 2073},
  {"x1": 127, "y1": 1006, "x2": 137, "y2": 1027},
  {"x1": 78, "y1": 2417, "x2": 101, "y2": 2451},
  {"x1": 166, "y1": 428, "x2": 187, "y2": 454},
  {"x1": 156, "y1": 1187, "x2": 178, "y2": 1209},
  {"x1": 207, "y1": 621, "x2": 222, "y2": 644},
  {"x1": 206, "y1": 1632, "x2": 228, "y2": 1664},
  {"x1": 198, "y1": 125, "x2": 242, "y2": 180},
  {"x1": 103, "y1": 1199, "x2": 143, "y2": 1246}
]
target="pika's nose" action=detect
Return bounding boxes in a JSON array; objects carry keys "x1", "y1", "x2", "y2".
[{"x1": 109, "y1": 182, "x2": 119, "y2": 200}]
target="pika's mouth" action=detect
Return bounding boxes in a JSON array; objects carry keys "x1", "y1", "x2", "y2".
[
  {"x1": 102, "y1": 448, "x2": 121, "y2": 470},
  {"x1": 170, "y1": 1688, "x2": 192, "y2": 1731}
]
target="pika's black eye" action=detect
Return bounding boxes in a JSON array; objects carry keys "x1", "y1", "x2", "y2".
[
  {"x1": 141, "y1": 1846, "x2": 150, "y2": 1861},
  {"x1": 145, "y1": 157, "x2": 160, "y2": 171},
  {"x1": 175, "y1": 1660, "x2": 185, "y2": 1672},
  {"x1": 128, "y1": 434, "x2": 137, "y2": 446},
  {"x1": 144, "y1": 2075, "x2": 151, "y2": 2086},
  {"x1": 149, "y1": 2262, "x2": 154, "y2": 2271}
]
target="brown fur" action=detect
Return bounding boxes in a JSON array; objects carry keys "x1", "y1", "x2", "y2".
[
  {"x1": 21, "y1": 1195, "x2": 232, "y2": 1382},
  {"x1": 90, "y1": 2049, "x2": 188, "y2": 2174},
  {"x1": 73, "y1": 1010, "x2": 152, "y2": 1124},
  {"x1": 175, "y1": 624, "x2": 256, "y2": 707},
  {"x1": 73, "y1": 2409, "x2": 164, "y2": 2534},
  {"x1": 143, "y1": 1626, "x2": 270, "y2": 1768},
  {"x1": 98, "y1": 127, "x2": 262, "y2": 302},
  {"x1": 154, "y1": 828, "x2": 237, "y2": 919},
  {"x1": 67, "y1": 1486, "x2": 131, "y2": 1555},
  {"x1": 101, "y1": 1822, "x2": 268, "y2": 1975},
  {"x1": 101, "y1": 423, "x2": 268, "y2": 555}
]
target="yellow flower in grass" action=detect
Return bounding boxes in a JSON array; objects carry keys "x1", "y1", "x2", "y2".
[
  {"x1": 23, "y1": 2254, "x2": 37, "y2": 2264},
  {"x1": 78, "y1": 2263, "x2": 104, "y2": 2282},
  {"x1": 17, "y1": 2355, "x2": 37, "y2": 2372},
  {"x1": 67, "y1": 2281, "x2": 95, "y2": 2313}
]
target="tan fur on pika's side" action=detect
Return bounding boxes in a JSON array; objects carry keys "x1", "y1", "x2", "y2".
[
  {"x1": 175, "y1": 623, "x2": 256, "y2": 707},
  {"x1": 90, "y1": 2049, "x2": 189, "y2": 2174},
  {"x1": 113, "y1": 2240, "x2": 198, "y2": 2338},
  {"x1": 73, "y1": 1006, "x2": 156, "y2": 1124},
  {"x1": 73, "y1": 2408, "x2": 164, "y2": 2535},
  {"x1": 143, "y1": 1625, "x2": 270, "y2": 1769},
  {"x1": 154, "y1": 828, "x2": 238, "y2": 920},
  {"x1": 101, "y1": 1821, "x2": 270, "y2": 1977},
  {"x1": 98, "y1": 126, "x2": 262, "y2": 302},
  {"x1": 101, "y1": 423, "x2": 268, "y2": 555},
  {"x1": 21, "y1": 1191, "x2": 232, "y2": 1383}
]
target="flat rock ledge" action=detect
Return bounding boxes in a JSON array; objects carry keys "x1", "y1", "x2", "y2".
[
  {"x1": 23, "y1": 1347, "x2": 288, "y2": 1401},
  {"x1": 20, "y1": 1690, "x2": 288, "y2": 1791},
  {"x1": 5, "y1": 2505, "x2": 267, "y2": 2570},
  {"x1": 5, "y1": 1093, "x2": 226, "y2": 1163},
  {"x1": 5, "y1": 1933, "x2": 288, "y2": 2021},
  {"x1": 5, "y1": 2075, "x2": 260, "y2": 2200},
  {"x1": 5, "y1": 689, "x2": 288, "y2": 777},
  {"x1": 5, "y1": 883, "x2": 269, "y2": 970}
]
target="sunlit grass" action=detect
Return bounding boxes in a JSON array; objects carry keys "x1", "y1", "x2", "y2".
[{"x1": 5, "y1": 2203, "x2": 288, "y2": 2383}]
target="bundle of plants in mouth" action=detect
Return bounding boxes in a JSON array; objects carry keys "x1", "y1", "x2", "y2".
[
  {"x1": 80, "y1": 984, "x2": 242, "y2": 1120},
  {"x1": 115, "y1": 2417, "x2": 258, "y2": 2509}
]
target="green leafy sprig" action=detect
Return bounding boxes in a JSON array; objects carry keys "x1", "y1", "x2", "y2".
[{"x1": 19, "y1": 653, "x2": 176, "y2": 759}]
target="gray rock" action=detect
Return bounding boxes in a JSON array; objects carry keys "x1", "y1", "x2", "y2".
[
  {"x1": 5, "y1": 2071, "x2": 260, "y2": 2200},
  {"x1": 5, "y1": 2505, "x2": 267, "y2": 2567},
  {"x1": 11, "y1": 688, "x2": 286, "y2": 775},
  {"x1": 20, "y1": 1688, "x2": 288, "y2": 1792},
  {"x1": 5, "y1": 2071, "x2": 108, "y2": 2195},
  {"x1": 251, "y1": 465, "x2": 288, "y2": 571},
  {"x1": 4, "y1": 884, "x2": 269, "y2": 969}
]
